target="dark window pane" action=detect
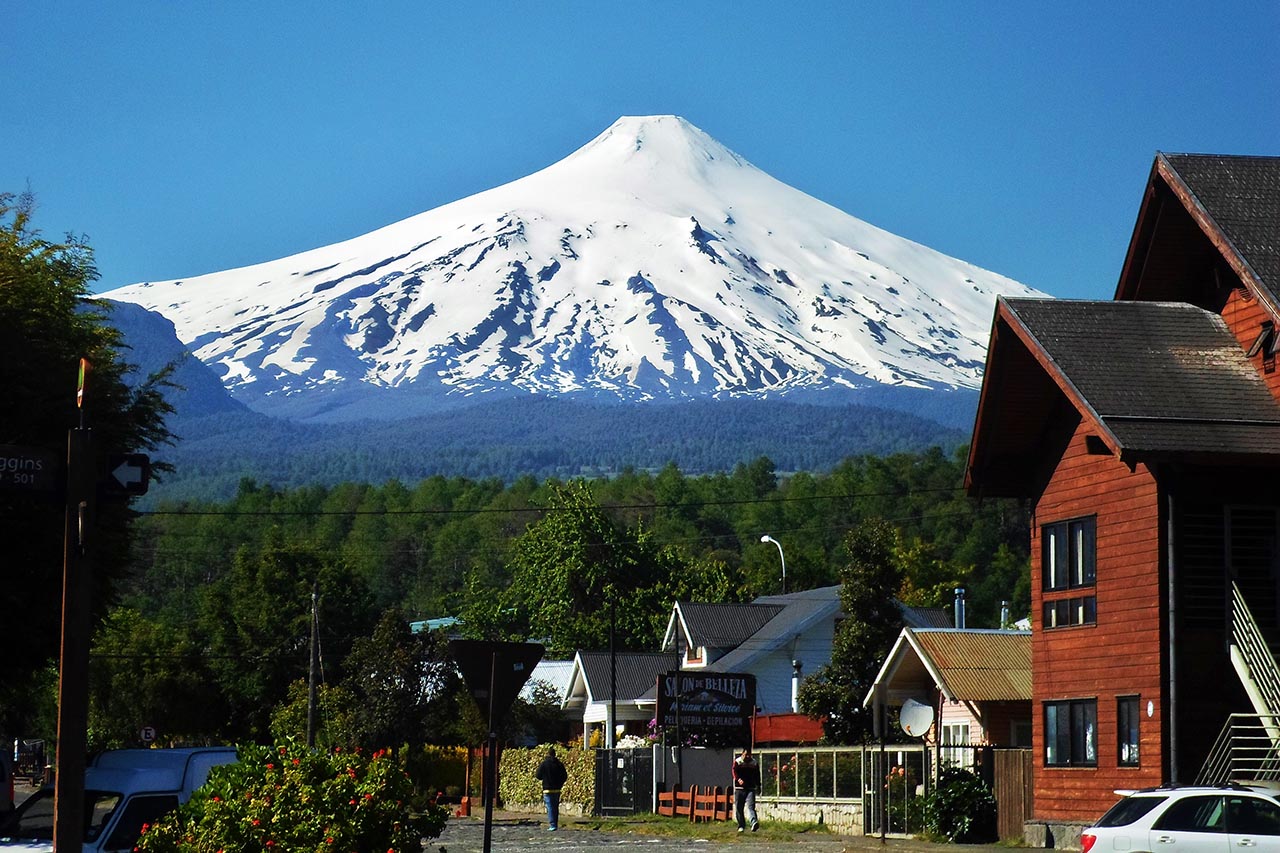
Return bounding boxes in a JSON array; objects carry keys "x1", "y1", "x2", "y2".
[
  {"x1": 1096, "y1": 795, "x2": 1167, "y2": 827},
  {"x1": 1155, "y1": 796, "x2": 1225, "y2": 832}
]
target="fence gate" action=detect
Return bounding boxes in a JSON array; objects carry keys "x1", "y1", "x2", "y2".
[
  {"x1": 863, "y1": 745, "x2": 931, "y2": 837},
  {"x1": 594, "y1": 748, "x2": 654, "y2": 816}
]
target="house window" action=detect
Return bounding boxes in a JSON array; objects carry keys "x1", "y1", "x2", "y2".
[
  {"x1": 1042, "y1": 596, "x2": 1097, "y2": 628},
  {"x1": 1118, "y1": 695, "x2": 1140, "y2": 766},
  {"x1": 1043, "y1": 517, "x2": 1096, "y2": 591},
  {"x1": 940, "y1": 723, "x2": 970, "y2": 768},
  {"x1": 1045, "y1": 699, "x2": 1097, "y2": 767}
]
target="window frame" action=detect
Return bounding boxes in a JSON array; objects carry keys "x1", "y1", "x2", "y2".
[
  {"x1": 1042, "y1": 516, "x2": 1097, "y2": 592},
  {"x1": 1044, "y1": 698, "x2": 1098, "y2": 768},
  {"x1": 1118, "y1": 695, "x2": 1140, "y2": 767}
]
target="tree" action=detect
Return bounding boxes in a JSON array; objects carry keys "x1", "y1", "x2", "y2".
[
  {"x1": 86, "y1": 608, "x2": 224, "y2": 750},
  {"x1": 798, "y1": 518, "x2": 905, "y2": 743},
  {"x1": 340, "y1": 608, "x2": 470, "y2": 749},
  {"x1": 0, "y1": 191, "x2": 174, "y2": 733},
  {"x1": 197, "y1": 540, "x2": 375, "y2": 740},
  {"x1": 464, "y1": 482, "x2": 737, "y2": 656}
]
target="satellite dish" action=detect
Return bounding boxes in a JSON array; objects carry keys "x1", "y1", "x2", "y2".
[{"x1": 899, "y1": 698, "x2": 935, "y2": 737}]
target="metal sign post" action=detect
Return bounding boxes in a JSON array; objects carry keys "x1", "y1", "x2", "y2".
[
  {"x1": 54, "y1": 359, "x2": 95, "y2": 853},
  {"x1": 448, "y1": 640, "x2": 544, "y2": 853}
]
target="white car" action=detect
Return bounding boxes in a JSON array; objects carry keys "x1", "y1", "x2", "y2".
[
  {"x1": 1083, "y1": 785, "x2": 1280, "y2": 853},
  {"x1": 0, "y1": 747, "x2": 236, "y2": 853}
]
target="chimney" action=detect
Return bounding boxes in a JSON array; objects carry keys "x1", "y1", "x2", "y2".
[
  {"x1": 954, "y1": 587, "x2": 966, "y2": 629},
  {"x1": 791, "y1": 659, "x2": 803, "y2": 712},
  {"x1": 1000, "y1": 600, "x2": 1010, "y2": 630}
]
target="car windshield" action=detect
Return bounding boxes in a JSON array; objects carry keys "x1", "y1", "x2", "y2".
[
  {"x1": 1095, "y1": 795, "x2": 1169, "y2": 827},
  {"x1": 0, "y1": 788, "x2": 123, "y2": 842}
]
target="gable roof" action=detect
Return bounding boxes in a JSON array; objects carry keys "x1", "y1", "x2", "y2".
[
  {"x1": 674, "y1": 602, "x2": 785, "y2": 650},
  {"x1": 568, "y1": 651, "x2": 672, "y2": 705},
  {"x1": 1121, "y1": 153, "x2": 1280, "y2": 306},
  {"x1": 864, "y1": 628, "x2": 1031, "y2": 708},
  {"x1": 967, "y1": 297, "x2": 1280, "y2": 496}
]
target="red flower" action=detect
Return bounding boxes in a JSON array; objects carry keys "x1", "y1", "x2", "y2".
[
  {"x1": 252, "y1": 818, "x2": 261, "y2": 826},
  {"x1": 266, "y1": 763, "x2": 275, "y2": 770},
  {"x1": 292, "y1": 758, "x2": 300, "y2": 765}
]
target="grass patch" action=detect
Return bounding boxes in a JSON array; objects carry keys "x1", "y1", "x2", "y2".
[{"x1": 573, "y1": 814, "x2": 831, "y2": 840}]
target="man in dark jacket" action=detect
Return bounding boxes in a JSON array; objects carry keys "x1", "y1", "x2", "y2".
[
  {"x1": 534, "y1": 747, "x2": 568, "y2": 831},
  {"x1": 731, "y1": 746, "x2": 760, "y2": 832}
]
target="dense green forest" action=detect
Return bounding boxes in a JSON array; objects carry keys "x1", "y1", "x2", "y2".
[
  {"x1": 17, "y1": 447, "x2": 1021, "y2": 746},
  {"x1": 128, "y1": 448, "x2": 1028, "y2": 633},
  {"x1": 148, "y1": 397, "x2": 967, "y2": 503}
]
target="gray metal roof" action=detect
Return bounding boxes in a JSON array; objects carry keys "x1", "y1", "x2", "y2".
[
  {"x1": 677, "y1": 602, "x2": 785, "y2": 649},
  {"x1": 575, "y1": 651, "x2": 673, "y2": 702},
  {"x1": 703, "y1": 585, "x2": 843, "y2": 673},
  {"x1": 1004, "y1": 297, "x2": 1280, "y2": 456},
  {"x1": 1163, "y1": 154, "x2": 1280, "y2": 303}
]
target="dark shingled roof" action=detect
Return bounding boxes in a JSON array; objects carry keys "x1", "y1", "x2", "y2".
[
  {"x1": 677, "y1": 602, "x2": 785, "y2": 650},
  {"x1": 1162, "y1": 154, "x2": 1280, "y2": 303},
  {"x1": 576, "y1": 651, "x2": 672, "y2": 702},
  {"x1": 1004, "y1": 298, "x2": 1280, "y2": 456}
]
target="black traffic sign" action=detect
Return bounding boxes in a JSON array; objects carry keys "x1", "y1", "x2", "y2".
[
  {"x1": 104, "y1": 454, "x2": 150, "y2": 496},
  {"x1": 448, "y1": 640, "x2": 544, "y2": 725},
  {"x1": 0, "y1": 444, "x2": 59, "y2": 493}
]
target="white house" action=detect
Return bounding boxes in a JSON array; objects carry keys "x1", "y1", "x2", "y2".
[{"x1": 561, "y1": 651, "x2": 672, "y2": 747}]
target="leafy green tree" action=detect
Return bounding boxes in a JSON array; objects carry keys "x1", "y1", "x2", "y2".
[
  {"x1": 340, "y1": 609, "x2": 469, "y2": 749},
  {"x1": 198, "y1": 540, "x2": 375, "y2": 740},
  {"x1": 798, "y1": 518, "x2": 905, "y2": 743},
  {"x1": 0, "y1": 191, "x2": 174, "y2": 733},
  {"x1": 86, "y1": 608, "x2": 224, "y2": 750}
]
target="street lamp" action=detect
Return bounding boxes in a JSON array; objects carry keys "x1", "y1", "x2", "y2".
[{"x1": 760, "y1": 534, "x2": 786, "y2": 594}]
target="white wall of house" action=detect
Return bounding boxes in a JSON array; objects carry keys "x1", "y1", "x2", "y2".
[{"x1": 749, "y1": 621, "x2": 837, "y2": 713}]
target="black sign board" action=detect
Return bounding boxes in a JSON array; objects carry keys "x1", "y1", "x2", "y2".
[
  {"x1": 448, "y1": 640, "x2": 544, "y2": 725},
  {"x1": 656, "y1": 671, "x2": 756, "y2": 738},
  {"x1": 103, "y1": 453, "x2": 150, "y2": 497},
  {"x1": 0, "y1": 444, "x2": 59, "y2": 494}
]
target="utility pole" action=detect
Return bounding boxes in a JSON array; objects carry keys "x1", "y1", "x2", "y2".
[
  {"x1": 306, "y1": 583, "x2": 319, "y2": 747},
  {"x1": 54, "y1": 358, "x2": 95, "y2": 853}
]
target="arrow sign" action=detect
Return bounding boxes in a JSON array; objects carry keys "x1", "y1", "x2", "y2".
[{"x1": 104, "y1": 453, "x2": 150, "y2": 496}]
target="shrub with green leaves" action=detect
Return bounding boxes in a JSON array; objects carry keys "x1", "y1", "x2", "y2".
[
  {"x1": 135, "y1": 741, "x2": 448, "y2": 853},
  {"x1": 920, "y1": 766, "x2": 997, "y2": 843},
  {"x1": 498, "y1": 745, "x2": 594, "y2": 810}
]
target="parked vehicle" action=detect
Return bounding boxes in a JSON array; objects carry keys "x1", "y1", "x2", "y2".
[
  {"x1": 1082, "y1": 784, "x2": 1280, "y2": 853},
  {"x1": 0, "y1": 747, "x2": 236, "y2": 853}
]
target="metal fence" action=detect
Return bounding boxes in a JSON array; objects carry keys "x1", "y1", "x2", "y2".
[{"x1": 593, "y1": 748, "x2": 654, "y2": 816}]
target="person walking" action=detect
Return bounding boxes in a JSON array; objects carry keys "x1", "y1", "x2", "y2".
[
  {"x1": 731, "y1": 746, "x2": 760, "y2": 832},
  {"x1": 535, "y1": 746, "x2": 568, "y2": 831}
]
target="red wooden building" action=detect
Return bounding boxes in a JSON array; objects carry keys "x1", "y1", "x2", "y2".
[{"x1": 967, "y1": 154, "x2": 1280, "y2": 841}]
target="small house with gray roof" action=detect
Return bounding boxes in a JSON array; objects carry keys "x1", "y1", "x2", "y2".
[
  {"x1": 968, "y1": 153, "x2": 1280, "y2": 837},
  {"x1": 660, "y1": 585, "x2": 950, "y2": 715}
]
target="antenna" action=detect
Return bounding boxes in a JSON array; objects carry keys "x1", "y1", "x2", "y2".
[{"x1": 899, "y1": 698, "x2": 935, "y2": 738}]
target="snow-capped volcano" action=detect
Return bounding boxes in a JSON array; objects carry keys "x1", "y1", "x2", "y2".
[{"x1": 106, "y1": 115, "x2": 1043, "y2": 421}]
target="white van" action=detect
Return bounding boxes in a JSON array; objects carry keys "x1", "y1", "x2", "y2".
[{"x1": 0, "y1": 747, "x2": 236, "y2": 852}]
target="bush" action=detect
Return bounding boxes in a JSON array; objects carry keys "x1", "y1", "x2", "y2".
[
  {"x1": 135, "y1": 741, "x2": 448, "y2": 853},
  {"x1": 498, "y1": 745, "x2": 594, "y2": 810},
  {"x1": 920, "y1": 766, "x2": 997, "y2": 843}
]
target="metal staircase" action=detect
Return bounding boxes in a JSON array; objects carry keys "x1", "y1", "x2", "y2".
[{"x1": 1196, "y1": 582, "x2": 1280, "y2": 784}]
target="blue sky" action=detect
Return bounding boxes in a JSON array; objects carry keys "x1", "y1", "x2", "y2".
[{"x1": 6, "y1": 2, "x2": 1277, "y2": 299}]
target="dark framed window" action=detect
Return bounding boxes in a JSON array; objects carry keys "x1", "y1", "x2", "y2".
[
  {"x1": 1118, "y1": 696, "x2": 1140, "y2": 766},
  {"x1": 1043, "y1": 517, "x2": 1096, "y2": 591},
  {"x1": 1044, "y1": 699, "x2": 1097, "y2": 767},
  {"x1": 1043, "y1": 596, "x2": 1097, "y2": 628}
]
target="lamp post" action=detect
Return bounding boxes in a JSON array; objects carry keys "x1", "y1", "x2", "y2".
[{"x1": 760, "y1": 534, "x2": 786, "y2": 594}]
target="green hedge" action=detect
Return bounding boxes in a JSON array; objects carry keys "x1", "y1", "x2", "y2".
[{"x1": 499, "y1": 745, "x2": 595, "y2": 811}]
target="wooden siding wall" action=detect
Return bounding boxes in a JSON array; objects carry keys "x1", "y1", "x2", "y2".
[
  {"x1": 1220, "y1": 286, "x2": 1280, "y2": 402},
  {"x1": 1031, "y1": 421, "x2": 1164, "y2": 822}
]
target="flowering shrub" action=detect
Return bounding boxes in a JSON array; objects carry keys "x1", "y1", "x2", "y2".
[
  {"x1": 920, "y1": 766, "x2": 997, "y2": 843},
  {"x1": 135, "y1": 742, "x2": 448, "y2": 853}
]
